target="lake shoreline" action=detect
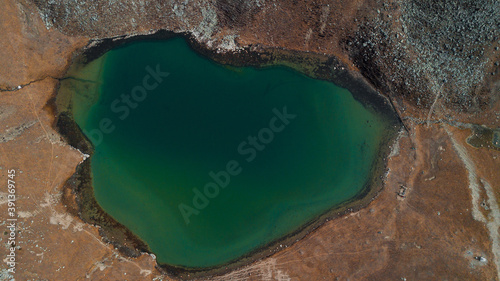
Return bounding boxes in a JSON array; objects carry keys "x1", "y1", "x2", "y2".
[{"x1": 53, "y1": 30, "x2": 401, "y2": 280}]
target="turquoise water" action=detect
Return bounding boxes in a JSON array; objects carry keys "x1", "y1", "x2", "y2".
[{"x1": 72, "y1": 37, "x2": 386, "y2": 268}]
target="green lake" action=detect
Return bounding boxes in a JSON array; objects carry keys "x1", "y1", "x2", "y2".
[{"x1": 70, "y1": 37, "x2": 387, "y2": 268}]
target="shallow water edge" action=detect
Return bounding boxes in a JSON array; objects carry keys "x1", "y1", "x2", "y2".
[{"x1": 53, "y1": 30, "x2": 401, "y2": 279}]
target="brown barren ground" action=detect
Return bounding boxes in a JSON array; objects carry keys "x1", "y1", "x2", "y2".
[{"x1": 0, "y1": 0, "x2": 498, "y2": 280}]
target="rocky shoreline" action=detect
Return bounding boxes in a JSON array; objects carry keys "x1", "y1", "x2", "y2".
[{"x1": 54, "y1": 30, "x2": 401, "y2": 279}]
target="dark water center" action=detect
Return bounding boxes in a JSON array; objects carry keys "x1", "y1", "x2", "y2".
[{"x1": 70, "y1": 38, "x2": 387, "y2": 268}]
